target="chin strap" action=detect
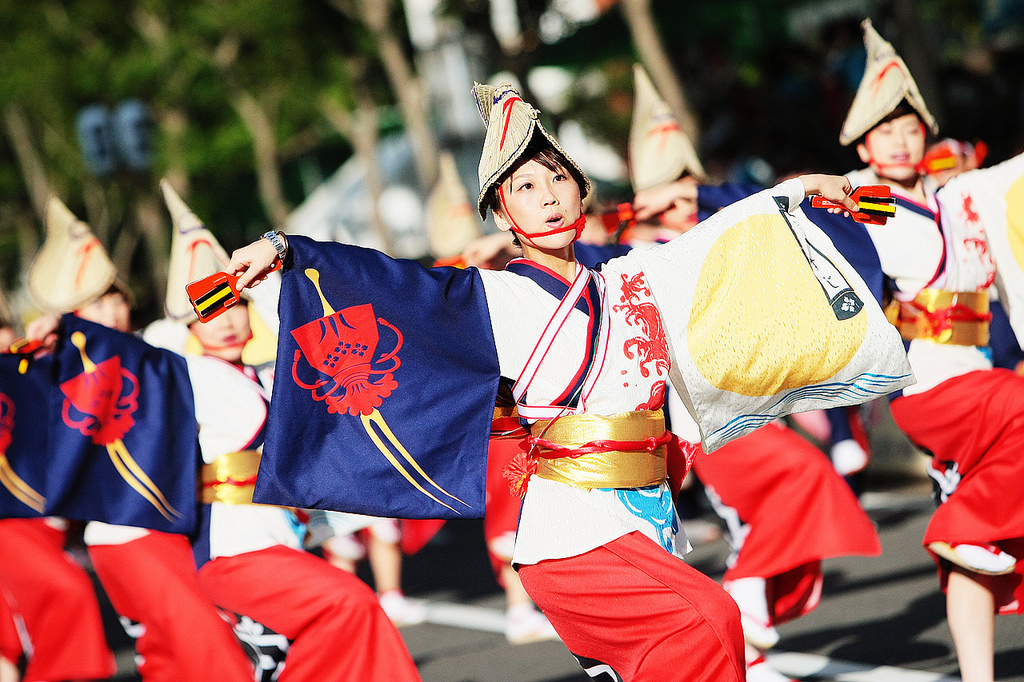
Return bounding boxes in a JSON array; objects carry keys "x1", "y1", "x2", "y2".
[{"x1": 498, "y1": 185, "x2": 586, "y2": 244}]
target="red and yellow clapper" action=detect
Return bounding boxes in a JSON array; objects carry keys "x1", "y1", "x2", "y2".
[
  {"x1": 810, "y1": 185, "x2": 896, "y2": 226},
  {"x1": 186, "y1": 260, "x2": 281, "y2": 323},
  {"x1": 4, "y1": 338, "x2": 45, "y2": 355}
]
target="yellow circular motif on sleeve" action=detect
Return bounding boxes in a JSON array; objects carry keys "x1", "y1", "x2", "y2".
[
  {"x1": 1005, "y1": 175, "x2": 1024, "y2": 271},
  {"x1": 688, "y1": 213, "x2": 868, "y2": 397}
]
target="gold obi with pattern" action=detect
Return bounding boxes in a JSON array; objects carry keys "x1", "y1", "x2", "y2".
[
  {"x1": 200, "y1": 450, "x2": 261, "y2": 505},
  {"x1": 530, "y1": 409, "x2": 668, "y2": 490},
  {"x1": 893, "y1": 289, "x2": 990, "y2": 347}
]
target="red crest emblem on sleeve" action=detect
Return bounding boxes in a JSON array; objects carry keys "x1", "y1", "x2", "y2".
[
  {"x1": 291, "y1": 301, "x2": 403, "y2": 416},
  {"x1": 60, "y1": 342, "x2": 139, "y2": 445},
  {"x1": 56, "y1": 331, "x2": 181, "y2": 522},
  {"x1": 287, "y1": 268, "x2": 468, "y2": 514},
  {"x1": 0, "y1": 393, "x2": 12, "y2": 456}
]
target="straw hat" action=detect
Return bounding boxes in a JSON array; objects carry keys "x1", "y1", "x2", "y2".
[
  {"x1": 27, "y1": 196, "x2": 125, "y2": 313},
  {"x1": 0, "y1": 287, "x2": 14, "y2": 329},
  {"x1": 839, "y1": 19, "x2": 938, "y2": 146},
  {"x1": 629, "y1": 64, "x2": 705, "y2": 192},
  {"x1": 426, "y1": 153, "x2": 483, "y2": 258},
  {"x1": 473, "y1": 82, "x2": 590, "y2": 218},
  {"x1": 161, "y1": 179, "x2": 231, "y2": 324}
]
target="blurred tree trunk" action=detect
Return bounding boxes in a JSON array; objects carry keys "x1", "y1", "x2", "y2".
[
  {"x1": 0, "y1": 205, "x2": 40, "y2": 284},
  {"x1": 230, "y1": 89, "x2": 292, "y2": 228},
  {"x1": 131, "y1": 7, "x2": 188, "y2": 293},
  {"x1": 891, "y1": 0, "x2": 944, "y2": 125},
  {"x1": 2, "y1": 105, "x2": 50, "y2": 224},
  {"x1": 211, "y1": 35, "x2": 292, "y2": 230},
  {"x1": 334, "y1": 0, "x2": 439, "y2": 191},
  {"x1": 322, "y1": 84, "x2": 395, "y2": 254},
  {"x1": 133, "y1": 190, "x2": 169, "y2": 300},
  {"x1": 619, "y1": 0, "x2": 699, "y2": 141},
  {"x1": 132, "y1": 8, "x2": 191, "y2": 194}
]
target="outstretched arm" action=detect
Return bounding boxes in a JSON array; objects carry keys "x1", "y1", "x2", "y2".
[
  {"x1": 229, "y1": 236, "x2": 282, "y2": 291},
  {"x1": 798, "y1": 174, "x2": 858, "y2": 214}
]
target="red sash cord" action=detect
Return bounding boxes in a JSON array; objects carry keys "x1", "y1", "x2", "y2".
[
  {"x1": 526, "y1": 431, "x2": 673, "y2": 460},
  {"x1": 202, "y1": 475, "x2": 259, "y2": 489},
  {"x1": 903, "y1": 300, "x2": 991, "y2": 336}
]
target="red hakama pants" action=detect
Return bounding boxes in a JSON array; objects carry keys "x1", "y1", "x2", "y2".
[
  {"x1": 198, "y1": 545, "x2": 420, "y2": 681},
  {"x1": 88, "y1": 530, "x2": 254, "y2": 682},
  {"x1": 890, "y1": 369, "x2": 1024, "y2": 615},
  {"x1": 692, "y1": 422, "x2": 882, "y2": 624},
  {"x1": 519, "y1": 531, "x2": 745, "y2": 681},
  {"x1": 0, "y1": 518, "x2": 114, "y2": 682}
]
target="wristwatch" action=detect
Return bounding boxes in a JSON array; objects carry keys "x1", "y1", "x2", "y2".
[{"x1": 262, "y1": 230, "x2": 288, "y2": 261}]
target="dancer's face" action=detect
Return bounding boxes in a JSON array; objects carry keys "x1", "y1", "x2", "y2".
[
  {"x1": 189, "y1": 303, "x2": 251, "y2": 364},
  {"x1": 493, "y1": 159, "x2": 584, "y2": 251},
  {"x1": 76, "y1": 291, "x2": 131, "y2": 333},
  {"x1": 857, "y1": 112, "x2": 926, "y2": 184}
]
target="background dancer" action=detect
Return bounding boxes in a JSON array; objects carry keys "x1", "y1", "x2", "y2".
[
  {"x1": 805, "y1": 20, "x2": 1024, "y2": 682},
  {"x1": 22, "y1": 195, "x2": 253, "y2": 682}
]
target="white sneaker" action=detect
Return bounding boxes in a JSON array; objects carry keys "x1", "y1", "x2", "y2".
[
  {"x1": 505, "y1": 605, "x2": 560, "y2": 645},
  {"x1": 830, "y1": 439, "x2": 868, "y2": 476},
  {"x1": 746, "y1": 656, "x2": 794, "y2": 682},
  {"x1": 725, "y1": 577, "x2": 780, "y2": 649},
  {"x1": 928, "y1": 542, "x2": 1017, "y2": 576},
  {"x1": 378, "y1": 590, "x2": 428, "y2": 626},
  {"x1": 739, "y1": 612, "x2": 780, "y2": 650}
]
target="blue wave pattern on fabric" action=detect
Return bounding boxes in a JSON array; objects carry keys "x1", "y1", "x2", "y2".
[
  {"x1": 709, "y1": 371, "x2": 914, "y2": 442},
  {"x1": 613, "y1": 485, "x2": 678, "y2": 552}
]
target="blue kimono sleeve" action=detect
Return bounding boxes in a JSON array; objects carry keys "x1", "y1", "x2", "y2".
[
  {"x1": 697, "y1": 183, "x2": 764, "y2": 221},
  {"x1": 46, "y1": 316, "x2": 200, "y2": 534},
  {"x1": 575, "y1": 242, "x2": 632, "y2": 269},
  {"x1": 254, "y1": 236, "x2": 500, "y2": 519},
  {"x1": 989, "y1": 299, "x2": 1024, "y2": 371},
  {"x1": 0, "y1": 355, "x2": 52, "y2": 519}
]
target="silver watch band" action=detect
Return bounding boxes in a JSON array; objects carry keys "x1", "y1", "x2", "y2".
[{"x1": 263, "y1": 230, "x2": 288, "y2": 260}]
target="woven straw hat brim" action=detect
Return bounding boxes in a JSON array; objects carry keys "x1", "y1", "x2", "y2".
[
  {"x1": 0, "y1": 286, "x2": 14, "y2": 327},
  {"x1": 629, "y1": 65, "x2": 705, "y2": 192},
  {"x1": 161, "y1": 180, "x2": 231, "y2": 325},
  {"x1": 473, "y1": 82, "x2": 590, "y2": 219},
  {"x1": 839, "y1": 19, "x2": 938, "y2": 146},
  {"x1": 27, "y1": 196, "x2": 119, "y2": 314},
  {"x1": 427, "y1": 153, "x2": 482, "y2": 258}
]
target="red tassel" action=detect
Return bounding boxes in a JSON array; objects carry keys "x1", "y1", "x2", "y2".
[{"x1": 502, "y1": 451, "x2": 538, "y2": 499}]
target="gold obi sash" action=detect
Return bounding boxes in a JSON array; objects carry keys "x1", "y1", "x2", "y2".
[
  {"x1": 894, "y1": 289, "x2": 990, "y2": 346},
  {"x1": 530, "y1": 409, "x2": 668, "y2": 490},
  {"x1": 201, "y1": 450, "x2": 261, "y2": 505}
]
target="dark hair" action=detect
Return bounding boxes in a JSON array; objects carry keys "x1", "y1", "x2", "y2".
[
  {"x1": 856, "y1": 101, "x2": 925, "y2": 146},
  {"x1": 484, "y1": 133, "x2": 585, "y2": 218}
]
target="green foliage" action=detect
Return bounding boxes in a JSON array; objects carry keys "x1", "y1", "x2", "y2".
[{"x1": 0, "y1": 0, "x2": 410, "y2": 304}]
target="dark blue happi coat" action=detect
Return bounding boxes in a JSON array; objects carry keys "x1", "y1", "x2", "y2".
[
  {"x1": 0, "y1": 354, "x2": 52, "y2": 518},
  {"x1": 45, "y1": 316, "x2": 200, "y2": 534},
  {"x1": 254, "y1": 236, "x2": 500, "y2": 519}
]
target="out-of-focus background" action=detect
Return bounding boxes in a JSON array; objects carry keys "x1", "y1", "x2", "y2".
[{"x1": 2, "y1": 0, "x2": 1023, "y2": 325}]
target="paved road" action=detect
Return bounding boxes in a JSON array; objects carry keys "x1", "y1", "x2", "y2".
[{"x1": 95, "y1": 482, "x2": 1023, "y2": 681}]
